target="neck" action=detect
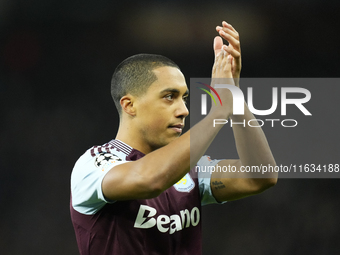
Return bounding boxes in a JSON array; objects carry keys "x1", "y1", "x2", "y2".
[{"x1": 115, "y1": 122, "x2": 154, "y2": 155}]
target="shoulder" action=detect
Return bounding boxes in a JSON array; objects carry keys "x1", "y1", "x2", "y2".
[
  {"x1": 72, "y1": 140, "x2": 131, "y2": 178},
  {"x1": 70, "y1": 140, "x2": 130, "y2": 214}
]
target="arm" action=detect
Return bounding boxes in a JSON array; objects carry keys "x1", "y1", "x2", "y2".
[
  {"x1": 102, "y1": 115, "x2": 222, "y2": 200},
  {"x1": 210, "y1": 105, "x2": 278, "y2": 202},
  {"x1": 102, "y1": 46, "x2": 235, "y2": 201},
  {"x1": 211, "y1": 22, "x2": 277, "y2": 202}
]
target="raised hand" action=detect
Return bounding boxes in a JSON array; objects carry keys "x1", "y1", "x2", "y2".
[
  {"x1": 216, "y1": 21, "x2": 242, "y2": 87},
  {"x1": 212, "y1": 40, "x2": 233, "y2": 80}
]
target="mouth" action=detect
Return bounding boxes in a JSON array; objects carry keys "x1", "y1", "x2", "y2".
[{"x1": 168, "y1": 123, "x2": 184, "y2": 134}]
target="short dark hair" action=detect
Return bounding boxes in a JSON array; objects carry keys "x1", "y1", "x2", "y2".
[{"x1": 111, "y1": 53, "x2": 180, "y2": 115}]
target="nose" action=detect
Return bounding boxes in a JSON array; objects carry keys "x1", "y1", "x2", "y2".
[{"x1": 176, "y1": 99, "x2": 189, "y2": 119}]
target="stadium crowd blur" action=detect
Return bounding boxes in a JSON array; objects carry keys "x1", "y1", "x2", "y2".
[{"x1": 1, "y1": 0, "x2": 339, "y2": 254}]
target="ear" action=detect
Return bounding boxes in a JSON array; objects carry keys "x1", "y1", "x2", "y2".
[{"x1": 120, "y1": 94, "x2": 136, "y2": 117}]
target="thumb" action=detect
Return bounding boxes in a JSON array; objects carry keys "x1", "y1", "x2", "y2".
[{"x1": 213, "y1": 36, "x2": 223, "y2": 58}]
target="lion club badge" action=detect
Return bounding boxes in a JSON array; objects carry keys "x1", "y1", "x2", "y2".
[
  {"x1": 173, "y1": 173, "x2": 195, "y2": 193},
  {"x1": 95, "y1": 153, "x2": 122, "y2": 168}
]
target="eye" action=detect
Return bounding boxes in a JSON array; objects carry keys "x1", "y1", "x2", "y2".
[
  {"x1": 164, "y1": 94, "x2": 174, "y2": 101},
  {"x1": 183, "y1": 96, "x2": 189, "y2": 104}
]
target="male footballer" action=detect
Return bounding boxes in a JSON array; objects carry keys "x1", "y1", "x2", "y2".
[{"x1": 70, "y1": 21, "x2": 277, "y2": 254}]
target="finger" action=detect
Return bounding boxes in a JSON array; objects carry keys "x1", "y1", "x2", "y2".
[
  {"x1": 216, "y1": 26, "x2": 238, "y2": 40},
  {"x1": 222, "y1": 44, "x2": 241, "y2": 59},
  {"x1": 213, "y1": 36, "x2": 223, "y2": 58},
  {"x1": 227, "y1": 54, "x2": 232, "y2": 68},
  {"x1": 217, "y1": 51, "x2": 231, "y2": 79},
  {"x1": 218, "y1": 30, "x2": 241, "y2": 51},
  {"x1": 222, "y1": 21, "x2": 238, "y2": 35},
  {"x1": 217, "y1": 21, "x2": 239, "y2": 39},
  {"x1": 223, "y1": 52, "x2": 232, "y2": 74},
  {"x1": 223, "y1": 45, "x2": 241, "y2": 74},
  {"x1": 221, "y1": 50, "x2": 227, "y2": 73},
  {"x1": 221, "y1": 49, "x2": 227, "y2": 64},
  {"x1": 217, "y1": 49, "x2": 230, "y2": 77},
  {"x1": 220, "y1": 48, "x2": 227, "y2": 71},
  {"x1": 212, "y1": 47, "x2": 223, "y2": 76},
  {"x1": 217, "y1": 48, "x2": 225, "y2": 74}
]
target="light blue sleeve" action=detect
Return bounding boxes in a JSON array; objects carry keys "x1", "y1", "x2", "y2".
[
  {"x1": 197, "y1": 155, "x2": 227, "y2": 206},
  {"x1": 71, "y1": 151, "x2": 128, "y2": 215}
]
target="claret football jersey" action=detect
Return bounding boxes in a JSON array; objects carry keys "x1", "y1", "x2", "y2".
[{"x1": 70, "y1": 139, "x2": 222, "y2": 255}]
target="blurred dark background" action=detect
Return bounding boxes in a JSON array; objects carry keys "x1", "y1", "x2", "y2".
[{"x1": 1, "y1": 0, "x2": 339, "y2": 254}]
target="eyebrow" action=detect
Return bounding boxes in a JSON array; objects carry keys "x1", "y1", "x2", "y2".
[{"x1": 160, "y1": 88, "x2": 189, "y2": 96}]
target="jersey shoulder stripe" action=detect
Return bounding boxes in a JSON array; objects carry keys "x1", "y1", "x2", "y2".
[{"x1": 90, "y1": 140, "x2": 132, "y2": 157}]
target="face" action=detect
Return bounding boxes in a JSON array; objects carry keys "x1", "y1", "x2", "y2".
[{"x1": 133, "y1": 66, "x2": 189, "y2": 151}]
